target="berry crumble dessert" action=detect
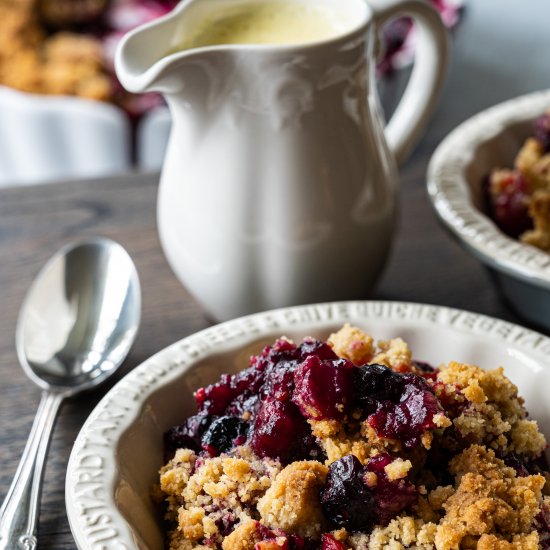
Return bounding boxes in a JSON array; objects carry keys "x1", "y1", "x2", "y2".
[
  {"x1": 157, "y1": 324, "x2": 550, "y2": 549},
  {"x1": 485, "y1": 109, "x2": 550, "y2": 253}
]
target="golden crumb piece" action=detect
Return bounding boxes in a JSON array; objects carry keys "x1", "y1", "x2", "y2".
[
  {"x1": 327, "y1": 324, "x2": 414, "y2": 371},
  {"x1": 414, "y1": 484, "x2": 455, "y2": 525},
  {"x1": 489, "y1": 168, "x2": 520, "y2": 195},
  {"x1": 322, "y1": 431, "x2": 374, "y2": 464},
  {"x1": 258, "y1": 461, "x2": 328, "y2": 538},
  {"x1": 159, "y1": 448, "x2": 197, "y2": 496},
  {"x1": 461, "y1": 379, "x2": 487, "y2": 404},
  {"x1": 530, "y1": 155, "x2": 550, "y2": 190},
  {"x1": 328, "y1": 324, "x2": 374, "y2": 364},
  {"x1": 255, "y1": 540, "x2": 286, "y2": 550},
  {"x1": 384, "y1": 458, "x2": 413, "y2": 481},
  {"x1": 309, "y1": 418, "x2": 374, "y2": 464},
  {"x1": 521, "y1": 189, "x2": 550, "y2": 252},
  {"x1": 515, "y1": 137, "x2": 550, "y2": 191},
  {"x1": 167, "y1": 528, "x2": 210, "y2": 550},
  {"x1": 221, "y1": 520, "x2": 263, "y2": 550},
  {"x1": 509, "y1": 418, "x2": 547, "y2": 455},
  {"x1": 330, "y1": 528, "x2": 348, "y2": 541},
  {"x1": 435, "y1": 362, "x2": 546, "y2": 455},
  {"x1": 515, "y1": 138, "x2": 544, "y2": 187},
  {"x1": 432, "y1": 413, "x2": 452, "y2": 429},
  {"x1": 434, "y1": 445, "x2": 545, "y2": 550},
  {"x1": 309, "y1": 418, "x2": 342, "y2": 438},
  {"x1": 178, "y1": 506, "x2": 205, "y2": 541},
  {"x1": 372, "y1": 338, "x2": 412, "y2": 371},
  {"x1": 428, "y1": 486, "x2": 455, "y2": 511},
  {"x1": 367, "y1": 516, "x2": 436, "y2": 549},
  {"x1": 476, "y1": 532, "x2": 539, "y2": 550},
  {"x1": 364, "y1": 471, "x2": 378, "y2": 488},
  {"x1": 183, "y1": 455, "x2": 279, "y2": 507}
]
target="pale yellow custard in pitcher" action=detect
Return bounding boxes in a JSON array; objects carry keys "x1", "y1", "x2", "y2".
[{"x1": 173, "y1": 1, "x2": 349, "y2": 50}]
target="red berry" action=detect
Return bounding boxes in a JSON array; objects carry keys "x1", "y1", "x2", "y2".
[
  {"x1": 534, "y1": 113, "x2": 550, "y2": 153},
  {"x1": 490, "y1": 172, "x2": 531, "y2": 238},
  {"x1": 322, "y1": 534, "x2": 347, "y2": 550},
  {"x1": 365, "y1": 453, "x2": 418, "y2": 525},
  {"x1": 292, "y1": 356, "x2": 354, "y2": 420}
]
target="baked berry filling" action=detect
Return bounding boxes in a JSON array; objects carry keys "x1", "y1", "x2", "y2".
[
  {"x1": 321, "y1": 454, "x2": 376, "y2": 531},
  {"x1": 292, "y1": 356, "x2": 354, "y2": 420},
  {"x1": 535, "y1": 502, "x2": 550, "y2": 550},
  {"x1": 255, "y1": 522, "x2": 310, "y2": 549},
  {"x1": 488, "y1": 171, "x2": 532, "y2": 238},
  {"x1": 353, "y1": 364, "x2": 444, "y2": 448},
  {"x1": 484, "y1": 109, "x2": 550, "y2": 249},
  {"x1": 251, "y1": 397, "x2": 321, "y2": 462},
  {"x1": 160, "y1": 327, "x2": 549, "y2": 550},
  {"x1": 168, "y1": 342, "x2": 446, "y2": 462},
  {"x1": 364, "y1": 453, "x2": 418, "y2": 525},
  {"x1": 320, "y1": 534, "x2": 347, "y2": 550},
  {"x1": 321, "y1": 453, "x2": 417, "y2": 531}
]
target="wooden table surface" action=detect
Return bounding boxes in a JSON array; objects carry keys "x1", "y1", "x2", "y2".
[{"x1": 1, "y1": 1, "x2": 549, "y2": 548}]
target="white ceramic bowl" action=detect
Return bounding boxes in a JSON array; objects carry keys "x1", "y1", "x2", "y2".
[
  {"x1": 0, "y1": 86, "x2": 131, "y2": 186},
  {"x1": 65, "y1": 300, "x2": 550, "y2": 550},
  {"x1": 427, "y1": 89, "x2": 550, "y2": 330},
  {"x1": 0, "y1": 86, "x2": 171, "y2": 186}
]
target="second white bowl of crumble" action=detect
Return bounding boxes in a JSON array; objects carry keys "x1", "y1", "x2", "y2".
[{"x1": 427, "y1": 88, "x2": 550, "y2": 331}]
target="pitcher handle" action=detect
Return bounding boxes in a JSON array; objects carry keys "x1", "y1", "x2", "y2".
[{"x1": 371, "y1": 0, "x2": 449, "y2": 166}]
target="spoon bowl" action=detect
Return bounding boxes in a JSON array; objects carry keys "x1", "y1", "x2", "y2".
[
  {"x1": 17, "y1": 238, "x2": 141, "y2": 393},
  {"x1": 0, "y1": 237, "x2": 141, "y2": 550}
]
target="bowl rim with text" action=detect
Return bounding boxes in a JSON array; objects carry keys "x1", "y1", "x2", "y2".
[
  {"x1": 427, "y1": 88, "x2": 550, "y2": 329},
  {"x1": 65, "y1": 300, "x2": 550, "y2": 550}
]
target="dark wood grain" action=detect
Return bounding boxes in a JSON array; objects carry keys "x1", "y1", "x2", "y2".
[{"x1": 1, "y1": 0, "x2": 549, "y2": 547}]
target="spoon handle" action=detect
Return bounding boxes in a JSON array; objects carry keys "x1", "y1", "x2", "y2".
[{"x1": 0, "y1": 391, "x2": 64, "y2": 550}]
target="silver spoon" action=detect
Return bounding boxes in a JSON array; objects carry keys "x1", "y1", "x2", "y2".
[{"x1": 0, "y1": 237, "x2": 141, "y2": 550}]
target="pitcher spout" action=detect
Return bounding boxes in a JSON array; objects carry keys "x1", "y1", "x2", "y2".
[{"x1": 115, "y1": 0, "x2": 200, "y2": 95}]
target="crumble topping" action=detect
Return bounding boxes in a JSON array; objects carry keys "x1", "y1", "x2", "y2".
[
  {"x1": 161, "y1": 447, "x2": 281, "y2": 547},
  {"x1": 486, "y1": 110, "x2": 550, "y2": 252},
  {"x1": 258, "y1": 461, "x2": 328, "y2": 538},
  {"x1": 157, "y1": 325, "x2": 549, "y2": 549},
  {"x1": 435, "y1": 445, "x2": 544, "y2": 549}
]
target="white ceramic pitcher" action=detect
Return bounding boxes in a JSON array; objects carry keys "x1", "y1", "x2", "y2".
[{"x1": 116, "y1": 0, "x2": 448, "y2": 321}]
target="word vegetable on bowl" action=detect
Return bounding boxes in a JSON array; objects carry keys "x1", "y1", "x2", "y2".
[
  {"x1": 157, "y1": 324, "x2": 550, "y2": 550},
  {"x1": 485, "y1": 110, "x2": 550, "y2": 253}
]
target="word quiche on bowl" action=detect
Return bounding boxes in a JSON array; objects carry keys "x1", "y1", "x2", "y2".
[{"x1": 65, "y1": 302, "x2": 550, "y2": 550}]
